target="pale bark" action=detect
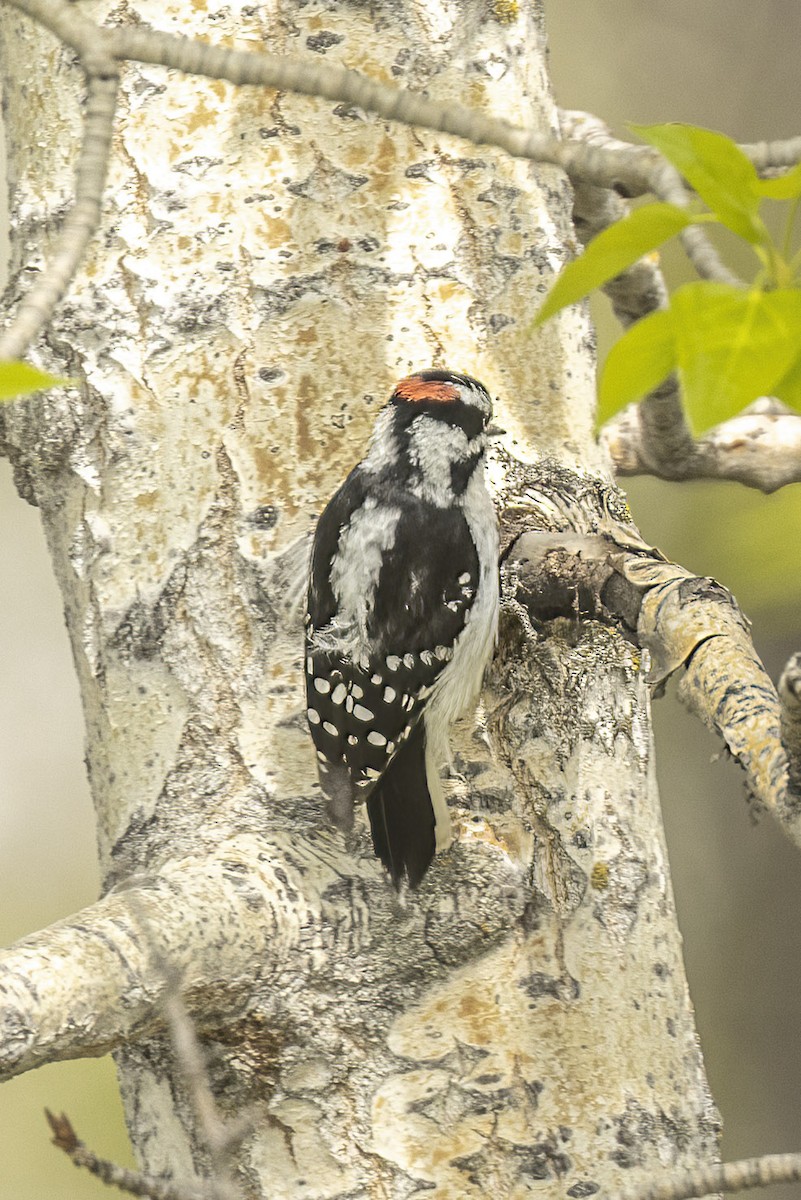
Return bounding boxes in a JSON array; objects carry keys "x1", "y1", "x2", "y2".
[{"x1": 0, "y1": 2, "x2": 718, "y2": 1195}]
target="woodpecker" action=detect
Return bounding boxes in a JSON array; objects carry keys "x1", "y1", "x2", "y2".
[{"x1": 305, "y1": 368, "x2": 500, "y2": 887}]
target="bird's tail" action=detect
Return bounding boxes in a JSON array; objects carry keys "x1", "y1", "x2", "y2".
[{"x1": 366, "y1": 721, "x2": 436, "y2": 889}]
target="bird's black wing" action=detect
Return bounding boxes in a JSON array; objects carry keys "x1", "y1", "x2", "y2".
[{"x1": 306, "y1": 483, "x2": 479, "y2": 885}]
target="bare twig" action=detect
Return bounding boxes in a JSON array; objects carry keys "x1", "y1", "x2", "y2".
[
  {"x1": 46, "y1": 1110, "x2": 219, "y2": 1200},
  {"x1": 562, "y1": 111, "x2": 801, "y2": 184},
  {"x1": 130, "y1": 900, "x2": 250, "y2": 1195},
  {"x1": 560, "y1": 108, "x2": 742, "y2": 287},
  {"x1": 610, "y1": 1150, "x2": 801, "y2": 1200},
  {"x1": 162, "y1": 981, "x2": 251, "y2": 1173},
  {"x1": 2, "y1": 0, "x2": 745, "y2": 359},
  {"x1": 741, "y1": 135, "x2": 801, "y2": 173}
]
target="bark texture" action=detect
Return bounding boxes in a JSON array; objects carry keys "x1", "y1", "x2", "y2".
[{"x1": 0, "y1": 1, "x2": 718, "y2": 1196}]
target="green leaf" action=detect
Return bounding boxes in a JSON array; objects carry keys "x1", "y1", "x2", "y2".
[
  {"x1": 669, "y1": 282, "x2": 801, "y2": 431},
  {"x1": 755, "y1": 159, "x2": 801, "y2": 200},
  {"x1": 632, "y1": 122, "x2": 767, "y2": 244},
  {"x1": 0, "y1": 360, "x2": 70, "y2": 401},
  {"x1": 771, "y1": 348, "x2": 801, "y2": 410},
  {"x1": 598, "y1": 307, "x2": 677, "y2": 422},
  {"x1": 535, "y1": 202, "x2": 695, "y2": 327}
]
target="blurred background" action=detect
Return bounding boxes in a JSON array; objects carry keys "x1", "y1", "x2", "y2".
[{"x1": 2, "y1": 1, "x2": 801, "y2": 1196}]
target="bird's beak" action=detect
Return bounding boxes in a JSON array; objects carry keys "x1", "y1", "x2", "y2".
[{"x1": 486, "y1": 423, "x2": 506, "y2": 438}]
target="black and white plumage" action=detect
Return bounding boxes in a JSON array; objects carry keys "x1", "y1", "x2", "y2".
[{"x1": 305, "y1": 369, "x2": 500, "y2": 888}]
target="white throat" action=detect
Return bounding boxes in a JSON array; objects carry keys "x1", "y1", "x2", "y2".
[{"x1": 407, "y1": 415, "x2": 483, "y2": 507}]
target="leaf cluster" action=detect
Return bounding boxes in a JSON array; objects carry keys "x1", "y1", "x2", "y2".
[{"x1": 536, "y1": 124, "x2": 801, "y2": 431}]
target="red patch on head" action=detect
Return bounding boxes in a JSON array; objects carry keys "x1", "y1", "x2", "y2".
[{"x1": 393, "y1": 376, "x2": 460, "y2": 404}]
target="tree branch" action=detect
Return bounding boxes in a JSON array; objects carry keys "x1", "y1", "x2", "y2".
[
  {"x1": 0, "y1": 837, "x2": 306, "y2": 1082},
  {"x1": 741, "y1": 135, "x2": 801, "y2": 172},
  {"x1": 504, "y1": 505, "x2": 799, "y2": 851},
  {"x1": 562, "y1": 111, "x2": 801, "y2": 492},
  {"x1": 629, "y1": 555, "x2": 795, "y2": 833},
  {"x1": 563, "y1": 111, "x2": 697, "y2": 471},
  {"x1": 562, "y1": 111, "x2": 801, "y2": 186},
  {"x1": 155, "y1": 953, "x2": 250, "y2": 1187},
  {"x1": 560, "y1": 108, "x2": 742, "y2": 287},
  {"x1": 2, "y1": 0, "x2": 750, "y2": 360},
  {"x1": 604, "y1": 397, "x2": 801, "y2": 492},
  {"x1": 612, "y1": 1150, "x2": 801, "y2": 1200},
  {"x1": 46, "y1": 1110, "x2": 226, "y2": 1200}
]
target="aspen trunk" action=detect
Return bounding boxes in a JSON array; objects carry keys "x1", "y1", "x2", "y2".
[{"x1": 0, "y1": 2, "x2": 719, "y2": 1195}]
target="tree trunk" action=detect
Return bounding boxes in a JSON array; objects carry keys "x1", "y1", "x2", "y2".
[{"x1": 0, "y1": 1, "x2": 719, "y2": 1195}]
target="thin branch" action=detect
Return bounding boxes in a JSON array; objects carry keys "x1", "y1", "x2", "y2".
[
  {"x1": 102, "y1": 25, "x2": 648, "y2": 192},
  {"x1": 162, "y1": 981, "x2": 250, "y2": 1174},
  {"x1": 105, "y1": 31, "x2": 740, "y2": 289},
  {"x1": 562, "y1": 111, "x2": 697, "y2": 470},
  {"x1": 0, "y1": 70, "x2": 119, "y2": 360},
  {"x1": 46, "y1": 1110, "x2": 221, "y2": 1200},
  {"x1": 561, "y1": 112, "x2": 801, "y2": 183},
  {"x1": 611, "y1": 1150, "x2": 801, "y2": 1200},
  {"x1": 133, "y1": 909, "x2": 251, "y2": 1192},
  {"x1": 742, "y1": 135, "x2": 801, "y2": 172},
  {"x1": 1, "y1": 0, "x2": 742, "y2": 359},
  {"x1": 560, "y1": 108, "x2": 742, "y2": 287}
]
